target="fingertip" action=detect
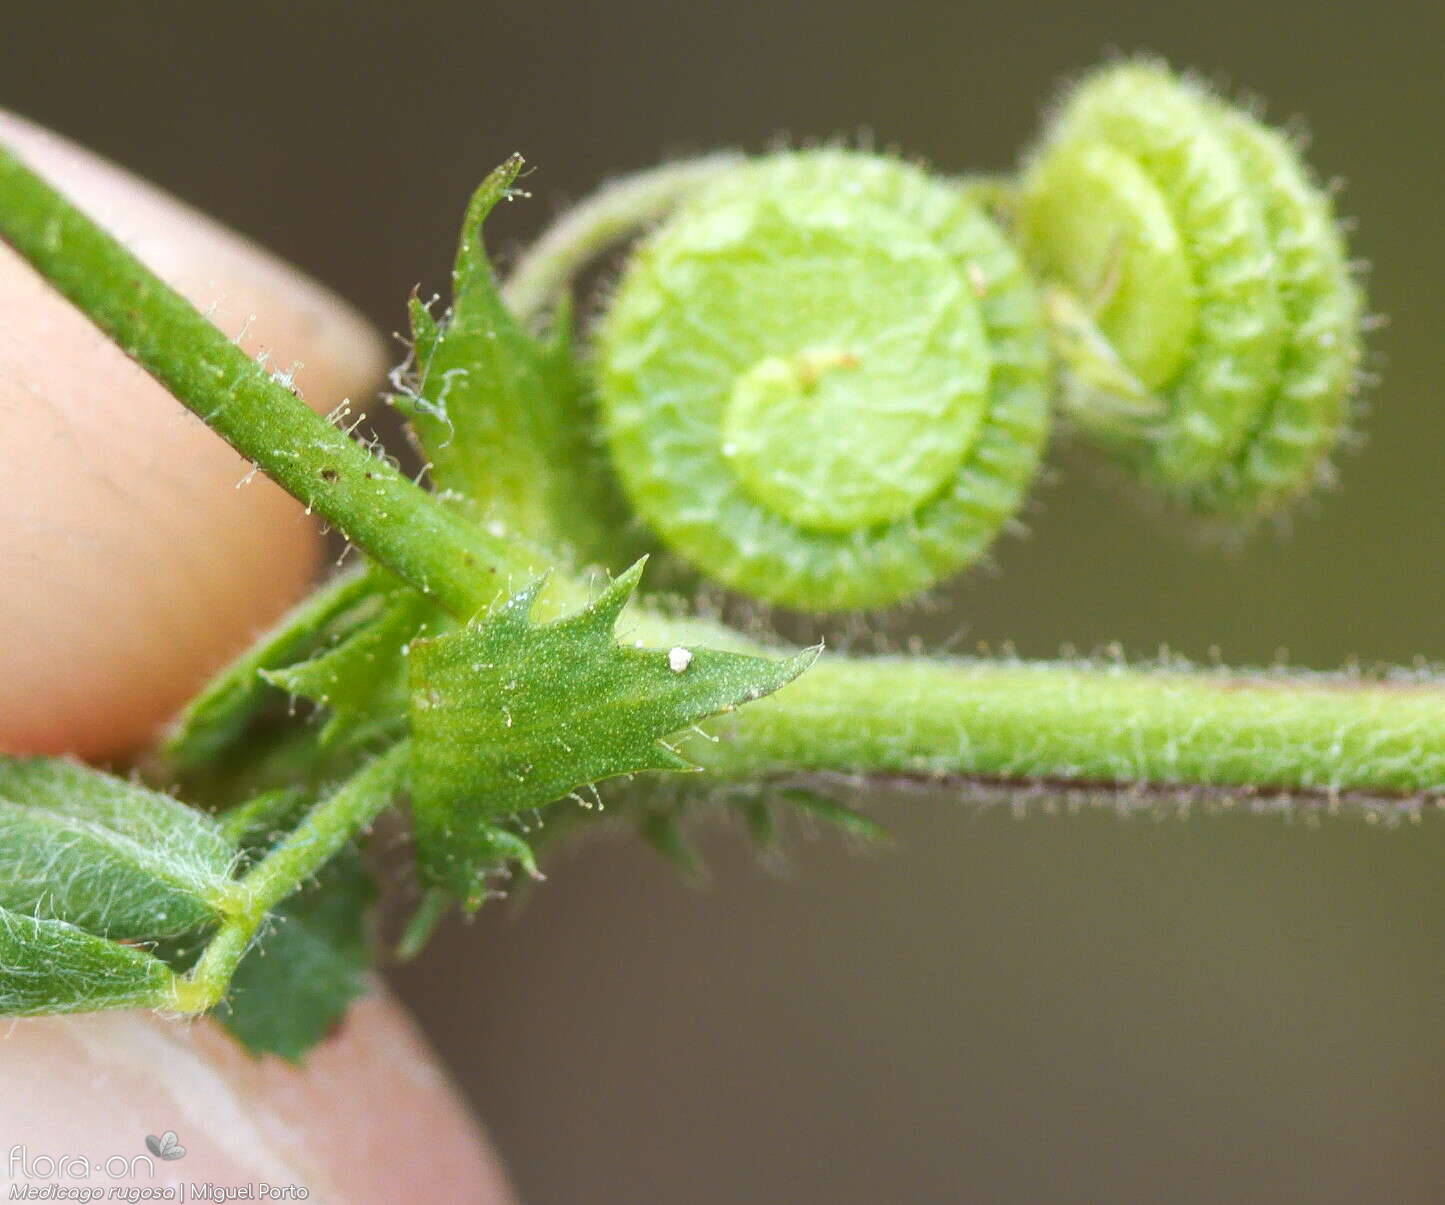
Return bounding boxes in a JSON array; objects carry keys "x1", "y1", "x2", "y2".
[
  {"x1": 0, "y1": 988, "x2": 513, "y2": 1203},
  {"x1": 0, "y1": 111, "x2": 389, "y2": 403},
  {"x1": 0, "y1": 112, "x2": 390, "y2": 759}
]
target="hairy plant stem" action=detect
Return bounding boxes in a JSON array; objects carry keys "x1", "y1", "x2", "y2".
[
  {"x1": 2, "y1": 143, "x2": 1441, "y2": 801},
  {"x1": 0, "y1": 145, "x2": 537, "y2": 620},
  {"x1": 169, "y1": 743, "x2": 410, "y2": 1013},
  {"x1": 502, "y1": 153, "x2": 742, "y2": 325},
  {"x1": 692, "y1": 659, "x2": 1445, "y2": 797}
]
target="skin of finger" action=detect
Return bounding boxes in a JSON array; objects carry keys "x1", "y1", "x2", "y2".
[
  {"x1": 0, "y1": 110, "x2": 390, "y2": 759},
  {"x1": 0, "y1": 985, "x2": 514, "y2": 1203}
]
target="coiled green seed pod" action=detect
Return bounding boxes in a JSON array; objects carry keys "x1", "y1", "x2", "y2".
[
  {"x1": 1017, "y1": 61, "x2": 1364, "y2": 514},
  {"x1": 595, "y1": 150, "x2": 1051, "y2": 612}
]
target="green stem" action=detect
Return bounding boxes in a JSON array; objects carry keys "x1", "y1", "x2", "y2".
[
  {"x1": 170, "y1": 743, "x2": 410, "y2": 1012},
  {"x1": 5, "y1": 141, "x2": 1443, "y2": 801},
  {"x1": 693, "y1": 658, "x2": 1445, "y2": 797},
  {"x1": 502, "y1": 154, "x2": 742, "y2": 325},
  {"x1": 237, "y1": 741, "x2": 409, "y2": 915},
  {"x1": 0, "y1": 144, "x2": 535, "y2": 619}
]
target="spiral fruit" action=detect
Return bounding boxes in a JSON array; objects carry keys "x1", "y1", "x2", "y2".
[
  {"x1": 595, "y1": 149, "x2": 1051, "y2": 612},
  {"x1": 1017, "y1": 61, "x2": 1363, "y2": 514}
]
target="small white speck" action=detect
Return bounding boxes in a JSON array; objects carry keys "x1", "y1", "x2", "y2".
[{"x1": 668, "y1": 647, "x2": 693, "y2": 673}]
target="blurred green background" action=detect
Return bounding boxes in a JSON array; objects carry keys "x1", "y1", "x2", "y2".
[{"x1": 4, "y1": 2, "x2": 1441, "y2": 1200}]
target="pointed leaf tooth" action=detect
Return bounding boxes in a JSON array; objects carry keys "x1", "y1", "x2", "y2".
[
  {"x1": 452, "y1": 154, "x2": 526, "y2": 300},
  {"x1": 407, "y1": 291, "x2": 441, "y2": 366}
]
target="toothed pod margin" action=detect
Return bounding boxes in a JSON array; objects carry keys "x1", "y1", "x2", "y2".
[
  {"x1": 1017, "y1": 61, "x2": 1364, "y2": 515},
  {"x1": 594, "y1": 150, "x2": 1051, "y2": 613}
]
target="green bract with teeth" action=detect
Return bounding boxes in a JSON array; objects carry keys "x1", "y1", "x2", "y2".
[{"x1": 407, "y1": 560, "x2": 816, "y2": 905}]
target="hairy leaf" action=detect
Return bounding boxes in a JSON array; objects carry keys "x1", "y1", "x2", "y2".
[
  {"x1": 0, "y1": 905, "x2": 174, "y2": 1015},
  {"x1": 408, "y1": 560, "x2": 815, "y2": 901},
  {"x1": 0, "y1": 757, "x2": 236, "y2": 939}
]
